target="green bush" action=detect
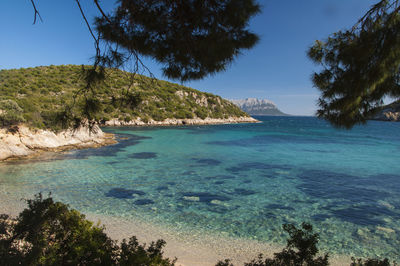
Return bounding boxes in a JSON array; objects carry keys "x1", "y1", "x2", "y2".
[
  {"x1": 0, "y1": 99, "x2": 25, "y2": 126},
  {"x1": 350, "y1": 257, "x2": 391, "y2": 266},
  {"x1": 216, "y1": 223, "x2": 329, "y2": 266},
  {"x1": 216, "y1": 223, "x2": 394, "y2": 266},
  {"x1": 0, "y1": 194, "x2": 175, "y2": 266}
]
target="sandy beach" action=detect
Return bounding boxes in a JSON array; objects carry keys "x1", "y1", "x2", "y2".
[{"x1": 0, "y1": 193, "x2": 351, "y2": 266}]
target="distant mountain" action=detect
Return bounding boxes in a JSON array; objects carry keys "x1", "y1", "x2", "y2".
[{"x1": 230, "y1": 98, "x2": 288, "y2": 116}]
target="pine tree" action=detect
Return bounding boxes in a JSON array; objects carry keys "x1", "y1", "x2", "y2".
[{"x1": 308, "y1": 0, "x2": 400, "y2": 128}]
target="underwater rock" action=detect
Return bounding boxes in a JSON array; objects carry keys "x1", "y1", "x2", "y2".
[
  {"x1": 131, "y1": 190, "x2": 146, "y2": 196},
  {"x1": 191, "y1": 158, "x2": 221, "y2": 166},
  {"x1": 128, "y1": 152, "x2": 157, "y2": 159},
  {"x1": 105, "y1": 188, "x2": 136, "y2": 199},
  {"x1": 182, "y1": 192, "x2": 230, "y2": 203},
  {"x1": 134, "y1": 199, "x2": 154, "y2": 205},
  {"x1": 376, "y1": 226, "x2": 395, "y2": 234},
  {"x1": 265, "y1": 203, "x2": 295, "y2": 211},
  {"x1": 183, "y1": 196, "x2": 200, "y2": 202},
  {"x1": 234, "y1": 188, "x2": 256, "y2": 196},
  {"x1": 378, "y1": 200, "x2": 395, "y2": 210}
]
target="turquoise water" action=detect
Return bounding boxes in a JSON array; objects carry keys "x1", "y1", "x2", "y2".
[{"x1": 1, "y1": 116, "x2": 400, "y2": 260}]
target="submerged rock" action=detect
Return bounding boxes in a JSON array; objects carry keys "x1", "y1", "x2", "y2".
[
  {"x1": 128, "y1": 152, "x2": 157, "y2": 159},
  {"x1": 376, "y1": 226, "x2": 395, "y2": 234},
  {"x1": 105, "y1": 188, "x2": 145, "y2": 199},
  {"x1": 234, "y1": 188, "x2": 256, "y2": 196},
  {"x1": 182, "y1": 192, "x2": 230, "y2": 203},
  {"x1": 105, "y1": 188, "x2": 136, "y2": 199},
  {"x1": 183, "y1": 196, "x2": 200, "y2": 202},
  {"x1": 191, "y1": 158, "x2": 221, "y2": 166},
  {"x1": 134, "y1": 199, "x2": 154, "y2": 205}
]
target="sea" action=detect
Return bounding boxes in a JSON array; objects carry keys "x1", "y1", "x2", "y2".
[{"x1": 0, "y1": 116, "x2": 399, "y2": 261}]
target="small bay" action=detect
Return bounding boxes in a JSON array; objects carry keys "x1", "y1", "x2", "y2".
[{"x1": 1, "y1": 116, "x2": 399, "y2": 261}]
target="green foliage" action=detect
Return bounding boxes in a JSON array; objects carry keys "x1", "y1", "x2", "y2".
[
  {"x1": 0, "y1": 194, "x2": 175, "y2": 266},
  {"x1": 308, "y1": 0, "x2": 400, "y2": 128},
  {"x1": 0, "y1": 65, "x2": 248, "y2": 130},
  {"x1": 119, "y1": 237, "x2": 174, "y2": 266},
  {"x1": 95, "y1": 0, "x2": 260, "y2": 81},
  {"x1": 0, "y1": 99, "x2": 25, "y2": 126},
  {"x1": 216, "y1": 223, "x2": 329, "y2": 266},
  {"x1": 0, "y1": 198, "x2": 395, "y2": 266},
  {"x1": 350, "y1": 257, "x2": 392, "y2": 266}
]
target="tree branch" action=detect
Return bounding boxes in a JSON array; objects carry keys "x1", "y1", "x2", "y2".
[
  {"x1": 75, "y1": 0, "x2": 99, "y2": 51},
  {"x1": 94, "y1": 0, "x2": 112, "y2": 23},
  {"x1": 30, "y1": 0, "x2": 43, "y2": 24}
]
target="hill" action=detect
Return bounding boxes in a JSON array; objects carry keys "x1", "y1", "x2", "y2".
[
  {"x1": 230, "y1": 98, "x2": 288, "y2": 116},
  {"x1": 0, "y1": 65, "x2": 253, "y2": 130},
  {"x1": 371, "y1": 100, "x2": 400, "y2": 122}
]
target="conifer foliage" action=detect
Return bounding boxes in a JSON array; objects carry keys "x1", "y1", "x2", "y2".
[
  {"x1": 308, "y1": 0, "x2": 400, "y2": 128},
  {"x1": 95, "y1": 0, "x2": 260, "y2": 81}
]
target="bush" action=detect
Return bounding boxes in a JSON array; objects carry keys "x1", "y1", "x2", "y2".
[
  {"x1": 217, "y1": 222, "x2": 329, "y2": 266},
  {"x1": 0, "y1": 194, "x2": 175, "y2": 266},
  {"x1": 350, "y1": 257, "x2": 391, "y2": 266},
  {"x1": 216, "y1": 223, "x2": 395, "y2": 266},
  {"x1": 0, "y1": 99, "x2": 25, "y2": 126}
]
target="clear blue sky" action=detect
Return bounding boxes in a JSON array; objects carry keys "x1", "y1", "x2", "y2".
[{"x1": 0, "y1": 0, "x2": 376, "y2": 115}]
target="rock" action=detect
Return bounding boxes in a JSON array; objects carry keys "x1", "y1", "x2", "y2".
[
  {"x1": 0, "y1": 125, "x2": 116, "y2": 161},
  {"x1": 356, "y1": 228, "x2": 370, "y2": 239},
  {"x1": 376, "y1": 226, "x2": 395, "y2": 234},
  {"x1": 378, "y1": 200, "x2": 395, "y2": 210},
  {"x1": 210, "y1": 200, "x2": 229, "y2": 206},
  {"x1": 104, "y1": 116, "x2": 259, "y2": 127},
  {"x1": 372, "y1": 101, "x2": 400, "y2": 122},
  {"x1": 134, "y1": 199, "x2": 154, "y2": 205},
  {"x1": 230, "y1": 98, "x2": 288, "y2": 116},
  {"x1": 183, "y1": 196, "x2": 200, "y2": 202}
]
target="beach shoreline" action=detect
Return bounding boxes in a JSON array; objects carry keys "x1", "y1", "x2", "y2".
[{"x1": 0, "y1": 195, "x2": 350, "y2": 266}]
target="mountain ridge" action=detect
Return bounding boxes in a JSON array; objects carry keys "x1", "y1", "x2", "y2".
[{"x1": 230, "y1": 98, "x2": 288, "y2": 116}]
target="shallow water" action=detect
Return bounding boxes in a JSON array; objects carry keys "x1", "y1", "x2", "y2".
[{"x1": 1, "y1": 116, "x2": 400, "y2": 261}]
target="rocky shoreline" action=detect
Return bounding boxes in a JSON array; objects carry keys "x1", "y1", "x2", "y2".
[
  {"x1": 0, "y1": 116, "x2": 258, "y2": 161},
  {"x1": 371, "y1": 101, "x2": 400, "y2": 122},
  {"x1": 0, "y1": 125, "x2": 116, "y2": 161},
  {"x1": 104, "y1": 116, "x2": 259, "y2": 126}
]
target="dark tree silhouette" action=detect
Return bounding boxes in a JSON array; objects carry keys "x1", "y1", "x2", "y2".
[
  {"x1": 26, "y1": 0, "x2": 260, "y2": 129},
  {"x1": 0, "y1": 194, "x2": 175, "y2": 265},
  {"x1": 95, "y1": 0, "x2": 260, "y2": 81},
  {"x1": 308, "y1": 0, "x2": 400, "y2": 128}
]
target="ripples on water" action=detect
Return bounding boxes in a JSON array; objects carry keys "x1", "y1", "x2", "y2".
[{"x1": 0, "y1": 117, "x2": 399, "y2": 260}]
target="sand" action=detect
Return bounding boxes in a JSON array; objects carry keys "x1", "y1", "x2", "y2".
[{"x1": 0, "y1": 194, "x2": 351, "y2": 266}]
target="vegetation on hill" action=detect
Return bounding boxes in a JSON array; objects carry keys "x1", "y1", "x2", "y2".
[
  {"x1": 0, "y1": 65, "x2": 248, "y2": 130},
  {"x1": 0, "y1": 195, "x2": 393, "y2": 266}
]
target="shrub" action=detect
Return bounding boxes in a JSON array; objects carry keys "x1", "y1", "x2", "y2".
[
  {"x1": 217, "y1": 222, "x2": 329, "y2": 266},
  {"x1": 0, "y1": 99, "x2": 25, "y2": 126},
  {"x1": 350, "y1": 257, "x2": 391, "y2": 266},
  {"x1": 0, "y1": 194, "x2": 175, "y2": 266}
]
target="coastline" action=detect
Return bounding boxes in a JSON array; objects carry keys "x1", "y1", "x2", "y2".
[
  {"x1": 0, "y1": 116, "x2": 259, "y2": 162},
  {"x1": 103, "y1": 116, "x2": 259, "y2": 126},
  {"x1": 0, "y1": 125, "x2": 116, "y2": 161},
  {"x1": 0, "y1": 196, "x2": 351, "y2": 266}
]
